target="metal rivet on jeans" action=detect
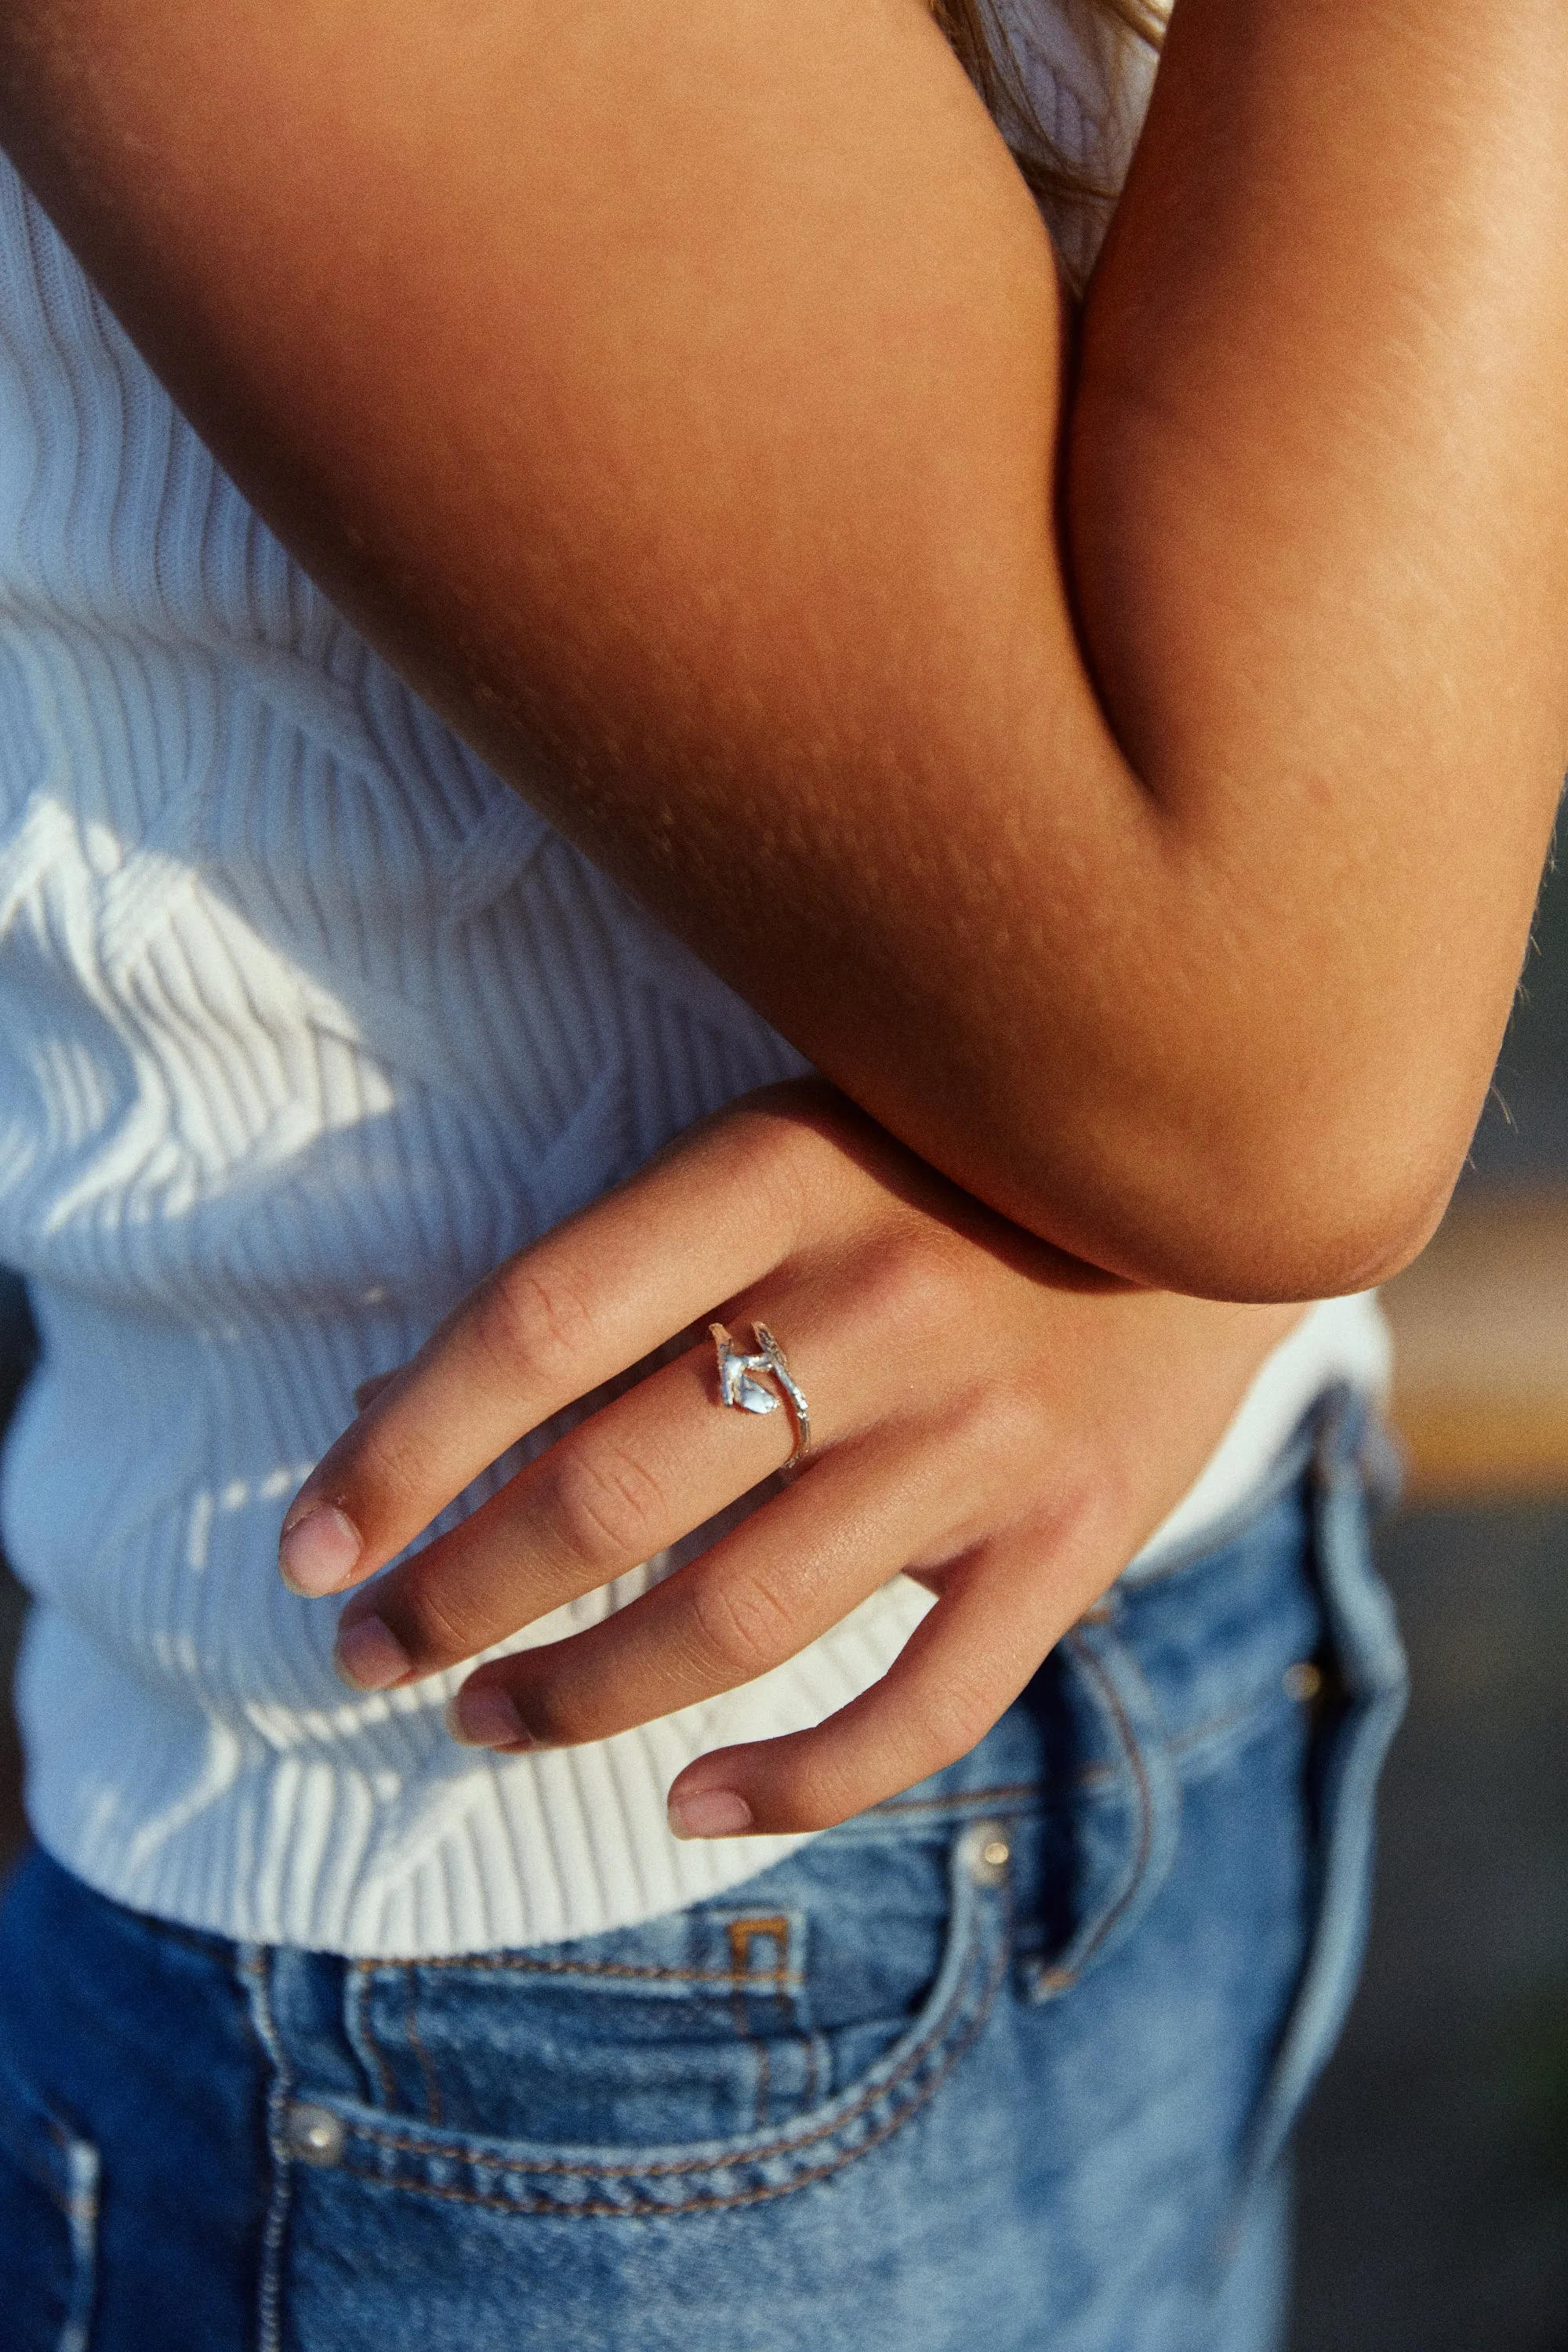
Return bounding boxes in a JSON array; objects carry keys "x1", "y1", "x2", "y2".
[
  {"x1": 960, "y1": 1820, "x2": 1011, "y2": 1887},
  {"x1": 1283, "y1": 1661, "x2": 1323, "y2": 1703},
  {"x1": 285, "y1": 2102, "x2": 345, "y2": 2166},
  {"x1": 1030, "y1": 1962, "x2": 1076, "y2": 2002}
]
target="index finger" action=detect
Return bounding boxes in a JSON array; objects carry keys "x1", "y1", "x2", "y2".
[{"x1": 278, "y1": 1105, "x2": 805, "y2": 1596}]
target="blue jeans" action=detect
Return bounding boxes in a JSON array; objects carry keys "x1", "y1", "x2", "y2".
[{"x1": 0, "y1": 1392, "x2": 1406, "y2": 2352}]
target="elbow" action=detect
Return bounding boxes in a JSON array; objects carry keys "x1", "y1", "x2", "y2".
[
  {"x1": 1005, "y1": 1091, "x2": 1472, "y2": 1305},
  {"x1": 1156, "y1": 1152, "x2": 1457, "y2": 1305}
]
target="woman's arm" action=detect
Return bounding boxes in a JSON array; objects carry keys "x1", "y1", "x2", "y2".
[{"x1": 1, "y1": 0, "x2": 1563, "y2": 1297}]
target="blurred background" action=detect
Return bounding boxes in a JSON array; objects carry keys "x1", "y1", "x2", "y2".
[{"x1": 2, "y1": 873, "x2": 1566, "y2": 2345}]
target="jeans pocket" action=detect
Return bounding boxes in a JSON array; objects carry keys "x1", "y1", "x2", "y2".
[
  {"x1": 274, "y1": 1817, "x2": 1013, "y2": 2221},
  {"x1": 1242, "y1": 1386, "x2": 1408, "y2": 2182},
  {"x1": 0, "y1": 2053, "x2": 100, "y2": 2352}
]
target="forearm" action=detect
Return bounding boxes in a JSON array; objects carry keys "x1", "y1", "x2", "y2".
[
  {"x1": 1065, "y1": 0, "x2": 1568, "y2": 1289},
  {"x1": 0, "y1": 0, "x2": 1563, "y2": 1297}
]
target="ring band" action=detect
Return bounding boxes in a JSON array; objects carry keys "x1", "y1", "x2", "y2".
[{"x1": 710, "y1": 1320, "x2": 811, "y2": 1465}]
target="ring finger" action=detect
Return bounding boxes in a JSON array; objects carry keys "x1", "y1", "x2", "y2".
[{"x1": 334, "y1": 1303, "x2": 848, "y2": 1691}]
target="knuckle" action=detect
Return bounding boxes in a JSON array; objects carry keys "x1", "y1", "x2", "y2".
[
  {"x1": 911, "y1": 1671, "x2": 997, "y2": 1766},
  {"x1": 347, "y1": 1415, "x2": 445, "y2": 1521},
  {"x1": 714, "y1": 1102, "x2": 820, "y2": 1250},
  {"x1": 685, "y1": 1566, "x2": 798, "y2": 1684},
  {"x1": 945, "y1": 1379, "x2": 1045, "y2": 1472},
  {"x1": 845, "y1": 1223, "x2": 956, "y2": 1343},
  {"x1": 391, "y1": 1576, "x2": 493, "y2": 1667},
  {"x1": 470, "y1": 1259, "x2": 595, "y2": 1390},
  {"x1": 508, "y1": 1673, "x2": 590, "y2": 1749},
  {"x1": 538, "y1": 1439, "x2": 669, "y2": 1569},
  {"x1": 988, "y1": 1423, "x2": 1120, "y2": 1565}
]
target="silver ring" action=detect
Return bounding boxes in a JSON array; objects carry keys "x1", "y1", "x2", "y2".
[{"x1": 710, "y1": 1320, "x2": 811, "y2": 1465}]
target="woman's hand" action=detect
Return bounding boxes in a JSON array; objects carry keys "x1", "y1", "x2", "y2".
[{"x1": 277, "y1": 1083, "x2": 1301, "y2": 1837}]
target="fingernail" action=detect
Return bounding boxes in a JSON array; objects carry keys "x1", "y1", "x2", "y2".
[
  {"x1": 279, "y1": 1504, "x2": 362, "y2": 1597},
  {"x1": 667, "y1": 1788, "x2": 754, "y2": 1841},
  {"x1": 333, "y1": 1613, "x2": 412, "y2": 1692},
  {"x1": 445, "y1": 1684, "x2": 532, "y2": 1751}
]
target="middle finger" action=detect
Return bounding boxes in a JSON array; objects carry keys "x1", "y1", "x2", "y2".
[{"x1": 333, "y1": 1312, "x2": 833, "y2": 1689}]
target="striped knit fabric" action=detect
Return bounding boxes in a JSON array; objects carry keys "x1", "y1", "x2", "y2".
[{"x1": 0, "y1": 9, "x2": 1386, "y2": 1955}]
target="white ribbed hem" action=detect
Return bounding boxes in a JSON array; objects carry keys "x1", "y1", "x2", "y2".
[{"x1": 18, "y1": 1575, "x2": 935, "y2": 1957}]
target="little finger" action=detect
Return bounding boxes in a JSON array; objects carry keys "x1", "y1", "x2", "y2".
[{"x1": 663, "y1": 1523, "x2": 1109, "y2": 1837}]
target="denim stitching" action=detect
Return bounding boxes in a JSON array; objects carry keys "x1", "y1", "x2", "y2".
[
  {"x1": 348, "y1": 1960, "x2": 398, "y2": 2111},
  {"x1": 329, "y1": 1922, "x2": 1010, "y2": 2220},
  {"x1": 1166, "y1": 1686, "x2": 1300, "y2": 1762},
  {"x1": 0, "y1": 2064, "x2": 100, "y2": 2352},
  {"x1": 53, "y1": 2132, "x2": 99, "y2": 2352},
  {"x1": 405, "y1": 1972, "x2": 445, "y2": 2129},
  {"x1": 726, "y1": 1918, "x2": 786, "y2": 2129},
  {"x1": 868, "y1": 1781, "x2": 1039, "y2": 1817},
  {"x1": 238, "y1": 1946, "x2": 292, "y2": 2352},
  {"x1": 1072, "y1": 1679, "x2": 1314, "y2": 1788},
  {"x1": 409, "y1": 1953, "x2": 805, "y2": 1988},
  {"x1": 1060, "y1": 1632, "x2": 1155, "y2": 1975},
  {"x1": 331, "y1": 1876, "x2": 1004, "y2": 2184}
]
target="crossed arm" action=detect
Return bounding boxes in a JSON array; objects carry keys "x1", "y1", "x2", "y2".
[
  {"x1": 2, "y1": 0, "x2": 1565, "y2": 1299},
  {"x1": 3, "y1": 0, "x2": 1566, "y2": 1824}
]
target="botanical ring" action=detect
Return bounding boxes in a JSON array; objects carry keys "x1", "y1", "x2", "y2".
[{"x1": 710, "y1": 1321, "x2": 811, "y2": 1465}]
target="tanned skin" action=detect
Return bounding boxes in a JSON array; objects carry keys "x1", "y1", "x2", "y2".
[{"x1": 1, "y1": 0, "x2": 1563, "y2": 1826}]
